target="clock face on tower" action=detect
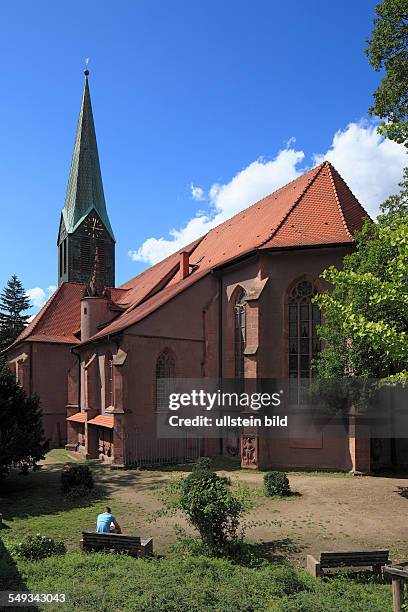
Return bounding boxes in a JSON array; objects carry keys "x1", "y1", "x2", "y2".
[{"x1": 83, "y1": 215, "x2": 104, "y2": 238}]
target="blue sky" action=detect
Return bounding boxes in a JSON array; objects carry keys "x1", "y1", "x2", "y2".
[{"x1": 0, "y1": 0, "x2": 406, "y2": 313}]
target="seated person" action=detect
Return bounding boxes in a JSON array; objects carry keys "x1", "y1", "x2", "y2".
[{"x1": 96, "y1": 506, "x2": 122, "y2": 534}]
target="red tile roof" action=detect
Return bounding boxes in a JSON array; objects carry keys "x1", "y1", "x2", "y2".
[
  {"x1": 88, "y1": 161, "x2": 368, "y2": 343},
  {"x1": 260, "y1": 162, "x2": 367, "y2": 249},
  {"x1": 66, "y1": 412, "x2": 86, "y2": 423},
  {"x1": 7, "y1": 162, "x2": 368, "y2": 351},
  {"x1": 87, "y1": 415, "x2": 114, "y2": 428},
  {"x1": 7, "y1": 282, "x2": 87, "y2": 350}
]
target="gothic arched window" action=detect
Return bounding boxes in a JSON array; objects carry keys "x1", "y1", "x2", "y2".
[
  {"x1": 288, "y1": 280, "x2": 321, "y2": 382},
  {"x1": 105, "y1": 353, "x2": 114, "y2": 408},
  {"x1": 156, "y1": 349, "x2": 176, "y2": 410},
  {"x1": 234, "y1": 289, "x2": 246, "y2": 378}
]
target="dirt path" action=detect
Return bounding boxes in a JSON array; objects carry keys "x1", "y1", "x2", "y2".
[
  {"x1": 84, "y1": 463, "x2": 408, "y2": 565},
  {"x1": 39, "y1": 451, "x2": 408, "y2": 565}
]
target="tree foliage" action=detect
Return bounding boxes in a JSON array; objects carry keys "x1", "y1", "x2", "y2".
[
  {"x1": 0, "y1": 275, "x2": 31, "y2": 351},
  {"x1": 314, "y1": 171, "x2": 408, "y2": 382},
  {"x1": 0, "y1": 357, "x2": 46, "y2": 479},
  {"x1": 366, "y1": 0, "x2": 408, "y2": 145}
]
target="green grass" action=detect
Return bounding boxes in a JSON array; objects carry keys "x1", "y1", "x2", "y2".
[
  {"x1": 0, "y1": 456, "x2": 392, "y2": 611},
  {"x1": 43, "y1": 448, "x2": 85, "y2": 464},
  {"x1": 0, "y1": 463, "x2": 142, "y2": 550},
  {"x1": 0, "y1": 551, "x2": 392, "y2": 612}
]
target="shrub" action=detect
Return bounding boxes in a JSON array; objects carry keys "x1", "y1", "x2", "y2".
[
  {"x1": 14, "y1": 534, "x2": 66, "y2": 561},
  {"x1": 61, "y1": 464, "x2": 94, "y2": 494},
  {"x1": 177, "y1": 467, "x2": 244, "y2": 555},
  {"x1": 264, "y1": 471, "x2": 291, "y2": 497}
]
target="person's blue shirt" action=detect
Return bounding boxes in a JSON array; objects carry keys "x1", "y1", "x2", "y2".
[{"x1": 96, "y1": 512, "x2": 115, "y2": 533}]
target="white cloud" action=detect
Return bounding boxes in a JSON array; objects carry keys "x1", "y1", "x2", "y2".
[
  {"x1": 26, "y1": 285, "x2": 56, "y2": 309},
  {"x1": 129, "y1": 119, "x2": 407, "y2": 266},
  {"x1": 191, "y1": 183, "x2": 205, "y2": 201},
  {"x1": 129, "y1": 148, "x2": 305, "y2": 264},
  {"x1": 314, "y1": 120, "x2": 406, "y2": 218}
]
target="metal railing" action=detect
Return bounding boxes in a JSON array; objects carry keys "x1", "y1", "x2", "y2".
[{"x1": 124, "y1": 434, "x2": 202, "y2": 468}]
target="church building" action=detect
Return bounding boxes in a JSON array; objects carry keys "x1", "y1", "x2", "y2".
[{"x1": 6, "y1": 70, "x2": 375, "y2": 472}]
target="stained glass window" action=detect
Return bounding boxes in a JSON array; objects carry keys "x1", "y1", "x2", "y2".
[
  {"x1": 156, "y1": 350, "x2": 176, "y2": 410},
  {"x1": 288, "y1": 281, "x2": 321, "y2": 402},
  {"x1": 234, "y1": 289, "x2": 246, "y2": 378}
]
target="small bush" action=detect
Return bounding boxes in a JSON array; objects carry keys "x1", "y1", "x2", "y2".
[
  {"x1": 14, "y1": 534, "x2": 66, "y2": 561},
  {"x1": 61, "y1": 464, "x2": 94, "y2": 494},
  {"x1": 177, "y1": 468, "x2": 244, "y2": 555},
  {"x1": 264, "y1": 471, "x2": 291, "y2": 497}
]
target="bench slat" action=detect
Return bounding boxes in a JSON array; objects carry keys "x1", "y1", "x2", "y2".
[
  {"x1": 80, "y1": 531, "x2": 152, "y2": 558},
  {"x1": 319, "y1": 550, "x2": 389, "y2": 568},
  {"x1": 82, "y1": 532, "x2": 141, "y2": 545}
]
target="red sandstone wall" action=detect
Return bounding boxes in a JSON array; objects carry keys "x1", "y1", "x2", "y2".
[
  {"x1": 220, "y1": 246, "x2": 354, "y2": 471},
  {"x1": 31, "y1": 343, "x2": 77, "y2": 447},
  {"x1": 6, "y1": 341, "x2": 76, "y2": 448},
  {"x1": 71, "y1": 244, "x2": 358, "y2": 470},
  {"x1": 121, "y1": 275, "x2": 219, "y2": 461}
]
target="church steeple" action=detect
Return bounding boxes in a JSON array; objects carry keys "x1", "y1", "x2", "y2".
[{"x1": 57, "y1": 69, "x2": 115, "y2": 288}]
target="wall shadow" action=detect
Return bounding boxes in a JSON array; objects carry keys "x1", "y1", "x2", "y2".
[
  {"x1": 0, "y1": 536, "x2": 39, "y2": 611},
  {"x1": 257, "y1": 538, "x2": 305, "y2": 563},
  {"x1": 1, "y1": 466, "x2": 108, "y2": 523}
]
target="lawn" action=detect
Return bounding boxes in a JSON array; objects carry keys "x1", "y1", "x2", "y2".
[{"x1": 0, "y1": 450, "x2": 402, "y2": 610}]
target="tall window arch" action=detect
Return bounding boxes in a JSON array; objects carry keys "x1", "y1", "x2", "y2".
[
  {"x1": 156, "y1": 349, "x2": 176, "y2": 410},
  {"x1": 234, "y1": 289, "x2": 246, "y2": 378},
  {"x1": 105, "y1": 352, "x2": 114, "y2": 408},
  {"x1": 288, "y1": 280, "x2": 321, "y2": 385}
]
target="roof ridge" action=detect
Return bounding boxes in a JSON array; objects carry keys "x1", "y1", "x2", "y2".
[
  {"x1": 324, "y1": 161, "x2": 353, "y2": 240},
  {"x1": 256, "y1": 162, "x2": 326, "y2": 248}
]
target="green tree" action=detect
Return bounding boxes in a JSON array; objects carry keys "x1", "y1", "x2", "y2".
[
  {"x1": 0, "y1": 275, "x2": 31, "y2": 350},
  {"x1": 366, "y1": 0, "x2": 408, "y2": 145},
  {"x1": 314, "y1": 171, "x2": 408, "y2": 382},
  {"x1": 0, "y1": 357, "x2": 46, "y2": 479}
]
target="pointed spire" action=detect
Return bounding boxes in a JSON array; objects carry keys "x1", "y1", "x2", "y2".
[{"x1": 61, "y1": 69, "x2": 115, "y2": 241}]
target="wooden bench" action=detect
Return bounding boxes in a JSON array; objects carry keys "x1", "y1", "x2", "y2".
[
  {"x1": 384, "y1": 562, "x2": 408, "y2": 612},
  {"x1": 307, "y1": 550, "x2": 390, "y2": 577},
  {"x1": 80, "y1": 531, "x2": 153, "y2": 558}
]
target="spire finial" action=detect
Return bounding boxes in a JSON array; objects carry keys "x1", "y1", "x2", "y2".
[{"x1": 84, "y1": 57, "x2": 90, "y2": 77}]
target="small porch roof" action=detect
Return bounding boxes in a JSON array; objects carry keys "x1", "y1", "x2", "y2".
[
  {"x1": 66, "y1": 412, "x2": 86, "y2": 423},
  {"x1": 87, "y1": 415, "x2": 114, "y2": 428}
]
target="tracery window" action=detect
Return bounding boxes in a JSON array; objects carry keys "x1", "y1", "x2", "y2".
[
  {"x1": 156, "y1": 349, "x2": 176, "y2": 410},
  {"x1": 234, "y1": 289, "x2": 246, "y2": 378},
  {"x1": 107, "y1": 356, "x2": 114, "y2": 407},
  {"x1": 288, "y1": 280, "x2": 321, "y2": 401}
]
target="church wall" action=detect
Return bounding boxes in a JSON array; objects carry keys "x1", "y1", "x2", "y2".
[
  {"x1": 118, "y1": 274, "x2": 220, "y2": 461},
  {"x1": 31, "y1": 342, "x2": 77, "y2": 448},
  {"x1": 70, "y1": 244, "x2": 358, "y2": 469},
  {"x1": 219, "y1": 245, "x2": 354, "y2": 471},
  {"x1": 7, "y1": 341, "x2": 76, "y2": 448}
]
